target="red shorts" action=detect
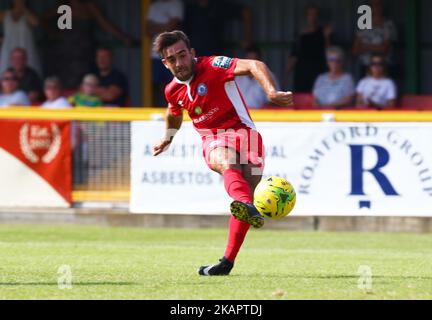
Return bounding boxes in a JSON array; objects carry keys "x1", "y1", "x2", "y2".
[{"x1": 201, "y1": 127, "x2": 265, "y2": 170}]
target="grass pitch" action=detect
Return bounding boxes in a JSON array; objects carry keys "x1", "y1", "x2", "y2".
[{"x1": 0, "y1": 224, "x2": 431, "y2": 300}]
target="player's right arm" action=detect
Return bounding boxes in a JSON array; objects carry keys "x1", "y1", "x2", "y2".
[
  {"x1": 234, "y1": 59, "x2": 293, "y2": 106},
  {"x1": 153, "y1": 109, "x2": 183, "y2": 156}
]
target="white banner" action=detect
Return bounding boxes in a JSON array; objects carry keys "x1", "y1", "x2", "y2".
[
  {"x1": 131, "y1": 121, "x2": 432, "y2": 216},
  {"x1": 131, "y1": 121, "x2": 230, "y2": 214}
]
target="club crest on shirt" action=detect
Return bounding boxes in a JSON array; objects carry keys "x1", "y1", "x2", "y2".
[
  {"x1": 212, "y1": 56, "x2": 233, "y2": 69},
  {"x1": 194, "y1": 106, "x2": 203, "y2": 115},
  {"x1": 197, "y1": 83, "x2": 208, "y2": 96}
]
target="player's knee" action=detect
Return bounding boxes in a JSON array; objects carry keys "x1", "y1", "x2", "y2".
[
  {"x1": 215, "y1": 162, "x2": 241, "y2": 174},
  {"x1": 209, "y1": 148, "x2": 239, "y2": 173}
]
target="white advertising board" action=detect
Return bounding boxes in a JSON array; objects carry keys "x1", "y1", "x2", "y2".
[{"x1": 131, "y1": 121, "x2": 432, "y2": 216}]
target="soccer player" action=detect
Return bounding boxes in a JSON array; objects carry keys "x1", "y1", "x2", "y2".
[{"x1": 152, "y1": 30, "x2": 293, "y2": 276}]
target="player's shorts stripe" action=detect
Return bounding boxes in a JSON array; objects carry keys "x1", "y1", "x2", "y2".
[{"x1": 224, "y1": 81, "x2": 256, "y2": 130}]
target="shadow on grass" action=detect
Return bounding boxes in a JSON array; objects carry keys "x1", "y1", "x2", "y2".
[
  {"x1": 0, "y1": 281, "x2": 136, "y2": 286},
  {"x1": 185, "y1": 274, "x2": 432, "y2": 283}
]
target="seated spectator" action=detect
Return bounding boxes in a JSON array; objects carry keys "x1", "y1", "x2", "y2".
[
  {"x1": 41, "y1": 77, "x2": 72, "y2": 109},
  {"x1": 94, "y1": 48, "x2": 128, "y2": 106},
  {"x1": 0, "y1": 68, "x2": 30, "y2": 107},
  {"x1": 10, "y1": 47, "x2": 43, "y2": 104},
  {"x1": 356, "y1": 54, "x2": 397, "y2": 109},
  {"x1": 235, "y1": 45, "x2": 279, "y2": 109},
  {"x1": 68, "y1": 74, "x2": 103, "y2": 107},
  {"x1": 312, "y1": 47, "x2": 355, "y2": 109}
]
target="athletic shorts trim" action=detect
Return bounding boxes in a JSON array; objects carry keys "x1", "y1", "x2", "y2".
[{"x1": 201, "y1": 128, "x2": 265, "y2": 170}]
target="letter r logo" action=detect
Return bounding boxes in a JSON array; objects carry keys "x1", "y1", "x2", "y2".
[{"x1": 349, "y1": 144, "x2": 399, "y2": 196}]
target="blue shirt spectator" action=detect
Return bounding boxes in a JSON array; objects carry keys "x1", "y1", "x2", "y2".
[
  {"x1": 313, "y1": 47, "x2": 355, "y2": 109},
  {"x1": 0, "y1": 68, "x2": 30, "y2": 107},
  {"x1": 41, "y1": 76, "x2": 72, "y2": 109},
  {"x1": 356, "y1": 54, "x2": 397, "y2": 109}
]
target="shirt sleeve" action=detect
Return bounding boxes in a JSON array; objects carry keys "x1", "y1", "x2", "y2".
[
  {"x1": 167, "y1": 102, "x2": 182, "y2": 116},
  {"x1": 312, "y1": 74, "x2": 323, "y2": 97},
  {"x1": 386, "y1": 80, "x2": 397, "y2": 100},
  {"x1": 345, "y1": 75, "x2": 355, "y2": 96},
  {"x1": 58, "y1": 98, "x2": 72, "y2": 108},
  {"x1": 17, "y1": 92, "x2": 30, "y2": 106},
  {"x1": 164, "y1": 86, "x2": 183, "y2": 116},
  {"x1": 356, "y1": 79, "x2": 366, "y2": 94},
  {"x1": 208, "y1": 56, "x2": 238, "y2": 83}
]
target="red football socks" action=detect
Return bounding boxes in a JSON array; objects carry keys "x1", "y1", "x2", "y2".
[
  {"x1": 223, "y1": 168, "x2": 253, "y2": 203},
  {"x1": 223, "y1": 168, "x2": 252, "y2": 263},
  {"x1": 224, "y1": 215, "x2": 250, "y2": 263}
]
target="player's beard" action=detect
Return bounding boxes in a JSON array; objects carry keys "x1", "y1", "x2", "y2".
[{"x1": 174, "y1": 58, "x2": 196, "y2": 81}]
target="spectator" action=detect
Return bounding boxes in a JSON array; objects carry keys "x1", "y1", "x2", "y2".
[
  {"x1": 94, "y1": 48, "x2": 129, "y2": 107},
  {"x1": 43, "y1": 0, "x2": 132, "y2": 88},
  {"x1": 312, "y1": 47, "x2": 355, "y2": 109},
  {"x1": 284, "y1": 3, "x2": 333, "y2": 92},
  {"x1": 0, "y1": 0, "x2": 41, "y2": 75},
  {"x1": 41, "y1": 77, "x2": 72, "y2": 109},
  {"x1": 146, "y1": 0, "x2": 184, "y2": 106},
  {"x1": 184, "y1": 0, "x2": 252, "y2": 56},
  {"x1": 356, "y1": 54, "x2": 397, "y2": 109},
  {"x1": 68, "y1": 74, "x2": 103, "y2": 107},
  {"x1": 352, "y1": 0, "x2": 397, "y2": 78},
  {"x1": 0, "y1": 68, "x2": 30, "y2": 107},
  {"x1": 235, "y1": 45, "x2": 278, "y2": 109},
  {"x1": 9, "y1": 47, "x2": 43, "y2": 105}
]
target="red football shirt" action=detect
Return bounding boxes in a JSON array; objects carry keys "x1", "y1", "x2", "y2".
[{"x1": 164, "y1": 56, "x2": 256, "y2": 136}]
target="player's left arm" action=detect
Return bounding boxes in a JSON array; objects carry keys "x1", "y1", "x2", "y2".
[{"x1": 234, "y1": 59, "x2": 293, "y2": 106}]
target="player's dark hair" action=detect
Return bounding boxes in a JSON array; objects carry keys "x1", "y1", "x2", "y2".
[{"x1": 153, "y1": 30, "x2": 191, "y2": 58}]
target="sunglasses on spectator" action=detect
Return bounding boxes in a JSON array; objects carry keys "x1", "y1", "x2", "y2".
[
  {"x1": 327, "y1": 57, "x2": 342, "y2": 63},
  {"x1": 370, "y1": 61, "x2": 384, "y2": 66},
  {"x1": 2, "y1": 77, "x2": 17, "y2": 81}
]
